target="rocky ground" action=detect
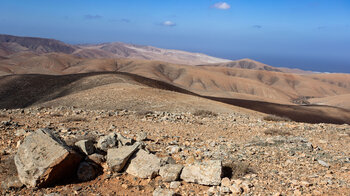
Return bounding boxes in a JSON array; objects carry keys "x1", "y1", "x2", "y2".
[{"x1": 0, "y1": 107, "x2": 349, "y2": 195}]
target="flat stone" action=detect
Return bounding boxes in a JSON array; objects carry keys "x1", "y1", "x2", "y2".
[
  {"x1": 180, "y1": 160, "x2": 222, "y2": 186},
  {"x1": 126, "y1": 149, "x2": 161, "y2": 179},
  {"x1": 318, "y1": 160, "x2": 330, "y2": 168},
  {"x1": 107, "y1": 143, "x2": 140, "y2": 172},
  {"x1": 153, "y1": 187, "x2": 175, "y2": 196},
  {"x1": 117, "y1": 133, "x2": 133, "y2": 146},
  {"x1": 159, "y1": 164, "x2": 183, "y2": 182},
  {"x1": 75, "y1": 140, "x2": 95, "y2": 155},
  {"x1": 136, "y1": 132, "x2": 147, "y2": 142},
  {"x1": 169, "y1": 181, "x2": 181, "y2": 189},
  {"x1": 88, "y1": 153, "x2": 106, "y2": 165},
  {"x1": 14, "y1": 128, "x2": 81, "y2": 187}
]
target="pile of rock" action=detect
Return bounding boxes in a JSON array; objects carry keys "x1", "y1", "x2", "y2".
[{"x1": 14, "y1": 127, "x2": 227, "y2": 194}]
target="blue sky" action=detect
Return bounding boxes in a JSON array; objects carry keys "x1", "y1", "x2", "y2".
[{"x1": 0, "y1": 0, "x2": 350, "y2": 73}]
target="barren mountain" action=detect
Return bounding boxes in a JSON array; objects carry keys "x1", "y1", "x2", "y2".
[
  {"x1": 0, "y1": 34, "x2": 230, "y2": 65},
  {"x1": 74, "y1": 42, "x2": 231, "y2": 65},
  {"x1": 0, "y1": 34, "x2": 77, "y2": 54}
]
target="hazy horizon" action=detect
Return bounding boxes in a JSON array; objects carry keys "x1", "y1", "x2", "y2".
[{"x1": 1, "y1": 0, "x2": 349, "y2": 73}]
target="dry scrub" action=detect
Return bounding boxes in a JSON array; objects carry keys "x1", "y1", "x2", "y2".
[
  {"x1": 264, "y1": 128, "x2": 292, "y2": 136},
  {"x1": 193, "y1": 110, "x2": 218, "y2": 117},
  {"x1": 263, "y1": 115, "x2": 291, "y2": 122},
  {"x1": 60, "y1": 116, "x2": 87, "y2": 123},
  {"x1": 223, "y1": 161, "x2": 254, "y2": 179}
]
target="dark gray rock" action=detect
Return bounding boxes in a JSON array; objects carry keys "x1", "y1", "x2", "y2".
[{"x1": 77, "y1": 162, "x2": 97, "y2": 181}]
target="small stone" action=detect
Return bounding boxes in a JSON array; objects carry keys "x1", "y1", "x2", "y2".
[
  {"x1": 180, "y1": 160, "x2": 222, "y2": 186},
  {"x1": 88, "y1": 153, "x2": 106, "y2": 165},
  {"x1": 136, "y1": 132, "x2": 147, "y2": 141},
  {"x1": 107, "y1": 143, "x2": 140, "y2": 172},
  {"x1": 77, "y1": 162, "x2": 97, "y2": 181},
  {"x1": 301, "y1": 181, "x2": 312, "y2": 187},
  {"x1": 159, "y1": 164, "x2": 183, "y2": 182},
  {"x1": 153, "y1": 187, "x2": 175, "y2": 196},
  {"x1": 160, "y1": 157, "x2": 177, "y2": 166},
  {"x1": 97, "y1": 133, "x2": 117, "y2": 151},
  {"x1": 126, "y1": 149, "x2": 161, "y2": 179},
  {"x1": 207, "y1": 187, "x2": 218, "y2": 196},
  {"x1": 220, "y1": 186, "x2": 232, "y2": 194},
  {"x1": 221, "y1": 177, "x2": 231, "y2": 187},
  {"x1": 167, "y1": 146, "x2": 181, "y2": 154},
  {"x1": 294, "y1": 189, "x2": 302, "y2": 196},
  {"x1": 117, "y1": 133, "x2": 132, "y2": 146},
  {"x1": 229, "y1": 184, "x2": 242, "y2": 194},
  {"x1": 169, "y1": 181, "x2": 181, "y2": 189},
  {"x1": 1, "y1": 175, "x2": 23, "y2": 190},
  {"x1": 122, "y1": 184, "x2": 129, "y2": 189},
  {"x1": 44, "y1": 193, "x2": 61, "y2": 196},
  {"x1": 317, "y1": 160, "x2": 330, "y2": 168},
  {"x1": 15, "y1": 129, "x2": 27, "y2": 136},
  {"x1": 75, "y1": 140, "x2": 95, "y2": 155}
]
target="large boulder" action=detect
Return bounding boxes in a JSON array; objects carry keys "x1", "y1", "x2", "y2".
[
  {"x1": 14, "y1": 128, "x2": 81, "y2": 188},
  {"x1": 107, "y1": 143, "x2": 140, "y2": 172},
  {"x1": 126, "y1": 149, "x2": 161, "y2": 179},
  {"x1": 180, "y1": 160, "x2": 222, "y2": 186}
]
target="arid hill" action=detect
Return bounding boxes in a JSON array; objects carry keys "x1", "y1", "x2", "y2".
[
  {"x1": 309, "y1": 93, "x2": 350, "y2": 110},
  {"x1": 1, "y1": 52, "x2": 350, "y2": 107},
  {"x1": 1, "y1": 72, "x2": 350, "y2": 124}
]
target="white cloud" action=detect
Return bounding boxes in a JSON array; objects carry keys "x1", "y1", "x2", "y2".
[
  {"x1": 212, "y1": 2, "x2": 231, "y2": 10},
  {"x1": 161, "y1": 21, "x2": 176, "y2": 27}
]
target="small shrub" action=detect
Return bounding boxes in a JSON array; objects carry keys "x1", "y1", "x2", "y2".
[
  {"x1": 264, "y1": 128, "x2": 292, "y2": 136},
  {"x1": 222, "y1": 161, "x2": 254, "y2": 179},
  {"x1": 60, "y1": 116, "x2": 87, "y2": 123},
  {"x1": 263, "y1": 115, "x2": 291, "y2": 122},
  {"x1": 193, "y1": 110, "x2": 218, "y2": 117},
  {"x1": 50, "y1": 113, "x2": 63, "y2": 117}
]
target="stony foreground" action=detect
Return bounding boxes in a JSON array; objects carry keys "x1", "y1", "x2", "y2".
[{"x1": 0, "y1": 107, "x2": 350, "y2": 195}]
